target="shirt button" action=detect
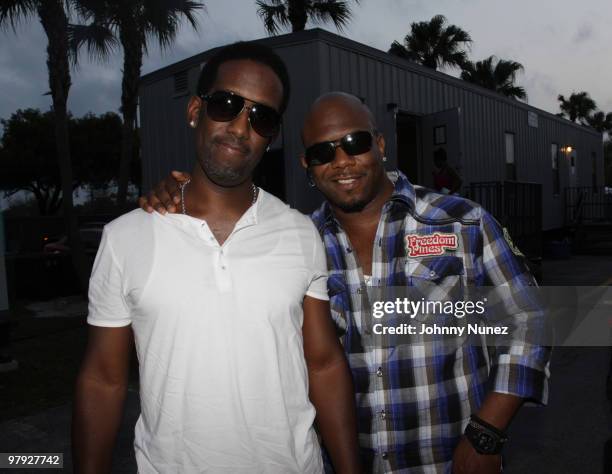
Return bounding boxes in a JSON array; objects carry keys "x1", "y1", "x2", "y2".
[
  {"x1": 376, "y1": 367, "x2": 383, "y2": 377},
  {"x1": 357, "y1": 288, "x2": 363, "y2": 294},
  {"x1": 429, "y1": 270, "x2": 436, "y2": 278},
  {"x1": 380, "y1": 410, "x2": 386, "y2": 420},
  {"x1": 221, "y1": 265, "x2": 226, "y2": 270},
  {"x1": 382, "y1": 452, "x2": 388, "y2": 460}
]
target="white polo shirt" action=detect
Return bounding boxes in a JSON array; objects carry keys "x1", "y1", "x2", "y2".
[{"x1": 87, "y1": 189, "x2": 328, "y2": 473}]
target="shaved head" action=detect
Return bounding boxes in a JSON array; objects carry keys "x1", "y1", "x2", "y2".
[{"x1": 302, "y1": 92, "x2": 377, "y2": 145}]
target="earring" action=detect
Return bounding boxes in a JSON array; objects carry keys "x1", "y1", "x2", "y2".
[
  {"x1": 266, "y1": 145, "x2": 271, "y2": 152},
  {"x1": 189, "y1": 120, "x2": 197, "y2": 128},
  {"x1": 306, "y1": 170, "x2": 316, "y2": 188},
  {"x1": 382, "y1": 156, "x2": 388, "y2": 162}
]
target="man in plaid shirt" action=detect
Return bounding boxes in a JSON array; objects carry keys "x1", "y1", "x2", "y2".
[
  {"x1": 143, "y1": 92, "x2": 550, "y2": 473},
  {"x1": 301, "y1": 93, "x2": 550, "y2": 473}
]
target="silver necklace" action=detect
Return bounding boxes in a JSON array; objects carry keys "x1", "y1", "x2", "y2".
[{"x1": 181, "y1": 180, "x2": 258, "y2": 215}]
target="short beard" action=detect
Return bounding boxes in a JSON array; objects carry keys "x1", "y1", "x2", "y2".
[
  {"x1": 198, "y1": 153, "x2": 250, "y2": 188},
  {"x1": 332, "y1": 197, "x2": 368, "y2": 213}
]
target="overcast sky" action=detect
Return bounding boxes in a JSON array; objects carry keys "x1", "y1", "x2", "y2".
[{"x1": 1, "y1": 0, "x2": 611, "y2": 123}]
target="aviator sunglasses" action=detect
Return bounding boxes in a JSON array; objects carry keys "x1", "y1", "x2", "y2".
[
  {"x1": 304, "y1": 130, "x2": 375, "y2": 166},
  {"x1": 199, "y1": 90, "x2": 281, "y2": 138}
]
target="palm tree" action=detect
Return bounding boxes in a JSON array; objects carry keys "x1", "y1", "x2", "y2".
[
  {"x1": 0, "y1": 0, "x2": 90, "y2": 291},
  {"x1": 460, "y1": 56, "x2": 527, "y2": 101},
  {"x1": 586, "y1": 111, "x2": 612, "y2": 133},
  {"x1": 256, "y1": 0, "x2": 357, "y2": 34},
  {"x1": 557, "y1": 92, "x2": 597, "y2": 124},
  {"x1": 388, "y1": 14, "x2": 472, "y2": 71},
  {"x1": 71, "y1": 0, "x2": 203, "y2": 208}
]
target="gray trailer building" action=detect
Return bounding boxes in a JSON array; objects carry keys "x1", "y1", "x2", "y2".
[{"x1": 139, "y1": 28, "x2": 603, "y2": 232}]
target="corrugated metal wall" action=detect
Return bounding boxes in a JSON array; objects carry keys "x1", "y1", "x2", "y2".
[
  {"x1": 140, "y1": 68, "x2": 198, "y2": 190},
  {"x1": 139, "y1": 29, "x2": 603, "y2": 230}
]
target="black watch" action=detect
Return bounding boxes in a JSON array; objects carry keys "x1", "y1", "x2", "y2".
[{"x1": 464, "y1": 415, "x2": 508, "y2": 455}]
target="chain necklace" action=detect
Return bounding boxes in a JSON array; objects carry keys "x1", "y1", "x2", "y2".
[{"x1": 180, "y1": 180, "x2": 258, "y2": 215}]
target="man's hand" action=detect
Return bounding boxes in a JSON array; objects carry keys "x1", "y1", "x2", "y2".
[
  {"x1": 452, "y1": 436, "x2": 502, "y2": 474},
  {"x1": 452, "y1": 392, "x2": 521, "y2": 473},
  {"x1": 138, "y1": 170, "x2": 191, "y2": 214}
]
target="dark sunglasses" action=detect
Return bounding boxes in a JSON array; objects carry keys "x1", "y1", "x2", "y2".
[
  {"x1": 199, "y1": 90, "x2": 281, "y2": 138},
  {"x1": 304, "y1": 130, "x2": 375, "y2": 166}
]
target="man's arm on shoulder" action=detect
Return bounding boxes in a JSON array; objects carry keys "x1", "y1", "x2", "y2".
[
  {"x1": 303, "y1": 296, "x2": 361, "y2": 474},
  {"x1": 138, "y1": 170, "x2": 191, "y2": 214},
  {"x1": 72, "y1": 325, "x2": 133, "y2": 474}
]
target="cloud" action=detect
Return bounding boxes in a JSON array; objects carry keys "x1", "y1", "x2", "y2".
[
  {"x1": 0, "y1": 21, "x2": 51, "y2": 120},
  {"x1": 0, "y1": 0, "x2": 611, "y2": 123},
  {"x1": 574, "y1": 23, "x2": 594, "y2": 44},
  {"x1": 522, "y1": 69, "x2": 559, "y2": 112}
]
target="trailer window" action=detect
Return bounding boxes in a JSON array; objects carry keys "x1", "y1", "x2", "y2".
[{"x1": 551, "y1": 143, "x2": 560, "y2": 195}]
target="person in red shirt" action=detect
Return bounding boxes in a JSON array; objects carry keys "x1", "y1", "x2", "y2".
[{"x1": 432, "y1": 147, "x2": 462, "y2": 195}]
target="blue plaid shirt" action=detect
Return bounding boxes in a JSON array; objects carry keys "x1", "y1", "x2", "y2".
[{"x1": 311, "y1": 171, "x2": 550, "y2": 473}]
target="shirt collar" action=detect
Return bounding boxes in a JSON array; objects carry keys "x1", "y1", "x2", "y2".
[
  {"x1": 165, "y1": 187, "x2": 262, "y2": 237},
  {"x1": 236, "y1": 186, "x2": 261, "y2": 227},
  {"x1": 386, "y1": 170, "x2": 416, "y2": 210}
]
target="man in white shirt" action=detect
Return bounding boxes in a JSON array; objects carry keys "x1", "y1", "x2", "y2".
[{"x1": 72, "y1": 42, "x2": 360, "y2": 474}]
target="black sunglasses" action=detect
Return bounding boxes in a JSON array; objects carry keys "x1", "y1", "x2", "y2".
[
  {"x1": 304, "y1": 130, "x2": 375, "y2": 166},
  {"x1": 199, "y1": 90, "x2": 281, "y2": 138}
]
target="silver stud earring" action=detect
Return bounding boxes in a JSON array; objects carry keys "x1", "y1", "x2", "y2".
[
  {"x1": 189, "y1": 120, "x2": 197, "y2": 128},
  {"x1": 266, "y1": 145, "x2": 271, "y2": 152},
  {"x1": 306, "y1": 171, "x2": 316, "y2": 188},
  {"x1": 382, "y1": 156, "x2": 388, "y2": 162}
]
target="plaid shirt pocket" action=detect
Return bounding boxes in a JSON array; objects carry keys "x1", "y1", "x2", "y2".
[{"x1": 406, "y1": 255, "x2": 465, "y2": 322}]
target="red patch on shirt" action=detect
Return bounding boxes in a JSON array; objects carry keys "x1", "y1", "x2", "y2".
[{"x1": 405, "y1": 233, "x2": 458, "y2": 257}]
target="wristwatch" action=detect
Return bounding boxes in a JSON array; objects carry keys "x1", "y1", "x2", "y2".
[{"x1": 464, "y1": 415, "x2": 508, "y2": 455}]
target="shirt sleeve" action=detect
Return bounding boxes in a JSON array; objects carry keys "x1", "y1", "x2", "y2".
[
  {"x1": 480, "y1": 209, "x2": 551, "y2": 405},
  {"x1": 87, "y1": 227, "x2": 131, "y2": 327},
  {"x1": 306, "y1": 225, "x2": 329, "y2": 301}
]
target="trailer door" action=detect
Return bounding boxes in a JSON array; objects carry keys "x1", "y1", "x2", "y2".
[{"x1": 420, "y1": 107, "x2": 462, "y2": 189}]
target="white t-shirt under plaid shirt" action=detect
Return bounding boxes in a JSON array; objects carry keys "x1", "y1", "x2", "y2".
[{"x1": 87, "y1": 189, "x2": 328, "y2": 473}]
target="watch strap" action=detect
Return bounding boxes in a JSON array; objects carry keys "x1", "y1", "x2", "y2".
[
  {"x1": 464, "y1": 414, "x2": 508, "y2": 455},
  {"x1": 470, "y1": 415, "x2": 508, "y2": 437}
]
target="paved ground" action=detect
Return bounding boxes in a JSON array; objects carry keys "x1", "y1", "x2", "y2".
[
  {"x1": 502, "y1": 256, "x2": 612, "y2": 473},
  {"x1": 0, "y1": 255, "x2": 610, "y2": 473}
]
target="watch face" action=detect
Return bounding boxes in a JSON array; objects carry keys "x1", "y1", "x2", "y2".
[{"x1": 476, "y1": 433, "x2": 496, "y2": 453}]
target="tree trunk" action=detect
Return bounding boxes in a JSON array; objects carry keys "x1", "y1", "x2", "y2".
[
  {"x1": 29, "y1": 184, "x2": 47, "y2": 216},
  {"x1": 116, "y1": 12, "x2": 144, "y2": 209},
  {"x1": 48, "y1": 185, "x2": 62, "y2": 215},
  {"x1": 288, "y1": 0, "x2": 308, "y2": 32},
  {"x1": 38, "y1": 0, "x2": 90, "y2": 293}
]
